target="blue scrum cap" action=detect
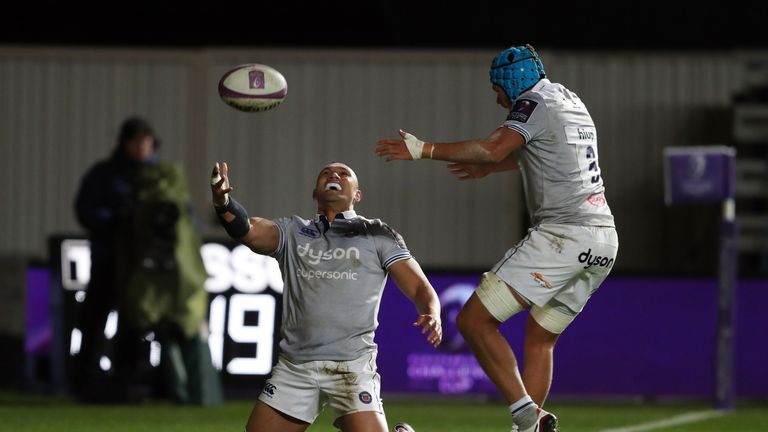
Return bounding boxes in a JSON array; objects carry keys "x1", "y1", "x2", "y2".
[{"x1": 489, "y1": 44, "x2": 546, "y2": 101}]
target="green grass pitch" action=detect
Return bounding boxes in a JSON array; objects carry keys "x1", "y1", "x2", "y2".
[{"x1": 2, "y1": 392, "x2": 767, "y2": 431}]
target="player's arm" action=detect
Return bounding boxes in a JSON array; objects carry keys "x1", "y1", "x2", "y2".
[
  {"x1": 210, "y1": 162, "x2": 280, "y2": 255},
  {"x1": 388, "y1": 258, "x2": 442, "y2": 347},
  {"x1": 447, "y1": 152, "x2": 520, "y2": 181},
  {"x1": 375, "y1": 127, "x2": 525, "y2": 164}
]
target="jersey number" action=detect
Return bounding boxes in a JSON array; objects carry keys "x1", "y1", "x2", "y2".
[
  {"x1": 585, "y1": 145, "x2": 601, "y2": 184},
  {"x1": 564, "y1": 125, "x2": 601, "y2": 187}
]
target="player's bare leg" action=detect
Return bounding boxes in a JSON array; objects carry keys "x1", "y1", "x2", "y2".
[
  {"x1": 245, "y1": 400, "x2": 309, "y2": 432},
  {"x1": 455, "y1": 293, "x2": 528, "y2": 403},
  {"x1": 522, "y1": 313, "x2": 559, "y2": 406},
  {"x1": 334, "y1": 411, "x2": 388, "y2": 432},
  {"x1": 458, "y1": 289, "x2": 560, "y2": 431}
]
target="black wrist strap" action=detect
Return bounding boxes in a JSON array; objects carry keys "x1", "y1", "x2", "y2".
[{"x1": 215, "y1": 197, "x2": 250, "y2": 238}]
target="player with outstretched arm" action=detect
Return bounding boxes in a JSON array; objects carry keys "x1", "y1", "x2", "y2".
[
  {"x1": 211, "y1": 161, "x2": 442, "y2": 432},
  {"x1": 375, "y1": 44, "x2": 618, "y2": 432}
]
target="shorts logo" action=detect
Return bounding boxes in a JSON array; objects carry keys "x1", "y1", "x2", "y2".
[
  {"x1": 530, "y1": 272, "x2": 554, "y2": 288},
  {"x1": 578, "y1": 248, "x2": 615, "y2": 270},
  {"x1": 262, "y1": 382, "x2": 277, "y2": 397},
  {"x1": 358, "y1": 391, "x2": 373, "y2": 404},
  {"x1": 300, "y1": 227, "x2": 321, "y2": 238}
]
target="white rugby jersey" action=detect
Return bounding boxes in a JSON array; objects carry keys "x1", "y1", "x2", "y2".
[
  {"x1": 502, "y1": 79, "x2": 615, "y2": 227},
  {"x1": 269, "y1": 210, "x2": 411, "y2": 362}
]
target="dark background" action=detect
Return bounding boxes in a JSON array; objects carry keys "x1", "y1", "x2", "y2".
[{"x1": 2, "y1": 3, "x2": 768, "y2": 50}]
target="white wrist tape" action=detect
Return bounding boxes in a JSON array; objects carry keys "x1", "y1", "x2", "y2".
[
  {"x1": 403, "y1": 131, "x2": 425, "y2": 160},
  {"x1": 210, "y1": 173, "x2": 222, "y2": 186}
]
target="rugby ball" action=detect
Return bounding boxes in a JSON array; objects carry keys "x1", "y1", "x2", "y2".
[{"x1": 218, "y1": 64, "x2": 287, "y2": 112}]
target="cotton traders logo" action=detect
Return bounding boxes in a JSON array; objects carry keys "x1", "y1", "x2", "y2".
[
  {"x1": 577, "y1": 248, "x2": 614, "y2": 270},
  {"x1": 296, "y1": 243, "x2": 360, "y2": 265}
]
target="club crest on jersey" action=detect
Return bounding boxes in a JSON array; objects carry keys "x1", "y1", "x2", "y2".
[
  {"x1": 358, "y1": 391, "x2": 373, "y2": 404},
  {"x1": 507, "y1": 99, "x2": 538, "y2": 123},
  {"x1": 300, "y1": 227, "x2": 321, "y2": 238}
]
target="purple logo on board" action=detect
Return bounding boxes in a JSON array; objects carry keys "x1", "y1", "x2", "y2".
[
  {"x1": 249, "y1": 70, "x2": 265, "y2": 89},
  {"x1": 438, "y1": 283, "x2": 475, "y2": 352},
  {"x1": 401, "y1": 282, "x2": 495, "y2": 394},
  {"x1": 407, "y1": 353, "x2": 492, "y2": 394},
  {"x1": 663, "y1": 146, "x2": 735, "y2": 205}
]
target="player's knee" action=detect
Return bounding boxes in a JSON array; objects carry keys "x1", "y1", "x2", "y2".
[
  {"x1": 456, "y1": 298, "x2": 500, "y2": 339},
  {"x1": 455, "y1": 306, "x2": 475, "y2": 337},
  {"x1": 524, "y1": 334, "x2": 557, "y2": 354}
]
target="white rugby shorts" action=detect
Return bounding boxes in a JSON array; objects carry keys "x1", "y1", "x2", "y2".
[
  {"x1": 258, "y1": 352, "x2": 383, "y2": 424},
  {"x1": 491, "y1": 223, "x2": 619, "y2": 314}
]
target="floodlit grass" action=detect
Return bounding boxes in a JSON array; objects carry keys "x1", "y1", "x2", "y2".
[{"x1": 1, "y1": 392, "x2": 766, "y2": 431}]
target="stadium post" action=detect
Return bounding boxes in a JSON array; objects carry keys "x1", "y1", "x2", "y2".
[
  {"x1": 716, "y1": 191, "x2": 737, "y2": 411},
  {"x1": 664, "y1": 146, "x2": 736, "y2": 412}
]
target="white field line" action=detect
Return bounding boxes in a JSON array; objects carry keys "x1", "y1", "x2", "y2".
[{"x1": 597, "y1": 410, "x2": 728, "y2": 432}]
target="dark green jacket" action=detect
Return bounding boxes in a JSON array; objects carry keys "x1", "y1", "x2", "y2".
[{"x1": 115, "y1": 162, "x2": 208, "y2": 338}]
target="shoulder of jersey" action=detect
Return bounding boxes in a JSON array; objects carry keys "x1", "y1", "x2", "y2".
[
  {"x1": 534, "y1": 81, "x2": 577, "y2": 106},
  {"x1": 349, "y1": 217, "x2": 394, "y2": 236}
]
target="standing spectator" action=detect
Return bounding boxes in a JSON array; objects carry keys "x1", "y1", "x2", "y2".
[{"x1": 74, "y1": 116, "x2": 220, "y2": 404}]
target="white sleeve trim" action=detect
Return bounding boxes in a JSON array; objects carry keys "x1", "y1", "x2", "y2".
[
  {"x1": 383, "y1": 252, "x2": 411, "y2": 269},
  {"x1": 503, "y1": 123, "x2": 532, "y2": 143},
  {"x1": 270, "y1": 223, "x2": 285, "y2": 256}
]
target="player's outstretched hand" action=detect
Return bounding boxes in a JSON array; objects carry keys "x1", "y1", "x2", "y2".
[
  {"x1": 447, "y1": 162, "x2": 491, "y2": 180},
  {"x1": 376, "y1": 129, "x2": 423, "y2": 161},
  {"x1": 211, "y1": 162, "x2": 234, "y2": 207},
  {"x1": 414, "y1": 314, "x2": 442, "y2": 348}
]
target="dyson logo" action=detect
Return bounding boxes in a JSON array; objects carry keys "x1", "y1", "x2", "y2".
[{"x1": 297, "y1": 243, "x2": 360, "y2": 265}]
